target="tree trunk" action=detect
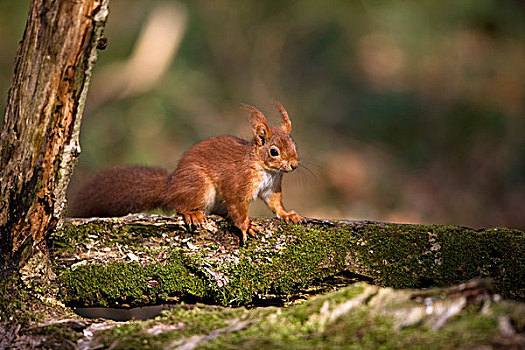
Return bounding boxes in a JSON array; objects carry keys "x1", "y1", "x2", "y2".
[{"x1": 0, "y1": 0, "x2": 109, "y2": 279}]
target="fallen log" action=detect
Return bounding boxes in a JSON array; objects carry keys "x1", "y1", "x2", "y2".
[
  {"x1": 7, "y1": 280, "x2": 525, "y2": 349},
  {"x1": 48, "y1": 214, "x2": 524, "y2": 307}
]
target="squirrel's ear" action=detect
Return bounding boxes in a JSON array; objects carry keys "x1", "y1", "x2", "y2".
[
  {"x1": 274, "y1": 101, "x2": 292, "y2": 134},
  {"x1": 243, "y1": 104, "x2": 272, "y2": 146}
]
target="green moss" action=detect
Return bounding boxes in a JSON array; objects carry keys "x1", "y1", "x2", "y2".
[
  {"x1": 313, "y1": 305, "x2": 499, "y2": 350},
  {"x1": 218, "y1": 257, "x2": 272, "y2": 305},
  {"x1": 119, "y1": 223, "x2": 177, "y2": 238},
  {"x1": 60, "y1": 261, "x2": 144, "y2": 306},
  {"x1": 80, "y1": 283, "x2": 524, "y2": 349},
  {"x1": 54, "y1": 219, "x2": 525, "y2": 307},
  {"x1": 52, "y1": 220, "x2": 185, "y2": 256},
  {"x1": 92, "y1": 304, "x2": 263, "y2": 350},
  {"x1": 0, "y1": 275, "x2": 38, "y2": 325},
  {"x1": 56, "y1": 222, "x2": 362, "y2": 307},
  {"x1": 437, "y1": 227, "x2": 525, "y2": 299},
  {"x1": 99, "y1": 321, "x2": 174, "y2": 350},
  {"x1": 38, "y1": 322, "x2": 83, "y2": 344},
  {"x1": 281, "y1": 283, "x2": 366, "y2": 324},
  {"x1": 269, "y1": 225, "x2": 353, "y2": 292},
  {"x1": 147, "y1": 251, "x2": 210, "y2": 301},
  {"x1": 51, "y1": 220, "x2": 116, "y2": 252},
  {"x1": 201, "y1": 284, "x2": 506, "y2": 350},
  {"x1": 224, "y1": 222, "x2": 523, "y2": 305},
  {"x1": 215, "y1": 224, "x2": 356, "y2": 305},
  {"x1": 0, "y1": 274, "x2": 75, "y2": 330},
  {"x1": 59, "y1": 250, "x2": 211, "y2": 307},
  {"x1": 344, "y1": 223, "x2": 524, "y2": 298}
]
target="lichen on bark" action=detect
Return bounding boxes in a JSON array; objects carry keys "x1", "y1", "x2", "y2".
[{"x1": 50, "y1": 215, "x2": 525, "y2": 308}]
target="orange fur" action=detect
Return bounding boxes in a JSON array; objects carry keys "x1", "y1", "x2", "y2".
[
  {"x1": 68, "y1": 166, "x2": 168, "y2": 217},
  {"x1": 69, "y1": 103, "x2": 305, "y2": 243}
]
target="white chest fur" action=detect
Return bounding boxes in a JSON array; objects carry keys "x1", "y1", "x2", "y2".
[{"x1": 253, "y1": 170, "x2": 281, "y2": 201}]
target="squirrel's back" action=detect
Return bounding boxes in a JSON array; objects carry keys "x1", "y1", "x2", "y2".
[
  {"x1": 68, "y1": 166, "x2": 169, "y2": 217},
  {"x1": 162, "y1": 135, "x2": 254, "y2": 215}
]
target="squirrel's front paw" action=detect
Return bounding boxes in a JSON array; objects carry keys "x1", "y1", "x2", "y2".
[{"x1": 281, "y1": 211, "x2": 306, "y2": 224}]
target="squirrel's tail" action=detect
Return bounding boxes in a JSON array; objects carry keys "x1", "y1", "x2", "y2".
[{"x1": 67, "y1": 166, "x2": 169, "y2": 218}]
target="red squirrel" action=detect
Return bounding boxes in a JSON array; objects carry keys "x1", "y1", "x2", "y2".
[{"x1": 68, "y1": 102, "x2": 305, "y2": 242}]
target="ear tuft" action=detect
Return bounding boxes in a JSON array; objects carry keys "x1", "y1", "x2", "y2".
[
  {"x1": 243, "y1": 103, "x2": 271, "y2": 146},
  {"x1": 274, "y1": 101, "x2": 292, "y2": 134}
]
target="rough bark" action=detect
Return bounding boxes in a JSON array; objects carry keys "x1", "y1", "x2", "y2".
[
  {"x1": 49, "y1": 215, "x2": 525, "y2": 308},
  {"x1": 2, "y1": 215, "x2": 523, "y2": 348},
  {"x1": 0, "y1": 0, "x2": 109, "y2": 279}
]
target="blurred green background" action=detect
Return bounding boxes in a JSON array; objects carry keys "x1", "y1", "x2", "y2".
[{"x1": 1, "y1": 0, "x2": 524, "y2": 229}]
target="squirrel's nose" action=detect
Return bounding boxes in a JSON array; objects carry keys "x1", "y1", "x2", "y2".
[{"x1": 290, "y1": 163, "x2": 298, "y2": 171}]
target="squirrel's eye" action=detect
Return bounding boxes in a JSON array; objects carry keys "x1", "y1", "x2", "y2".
[{"x1": 270, "y1": 147, "x2": 280, "y2": 157}]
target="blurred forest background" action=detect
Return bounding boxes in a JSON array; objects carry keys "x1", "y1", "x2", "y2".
[{"x1": 1, "y1": 0, "x2": 524, "y2": 229}]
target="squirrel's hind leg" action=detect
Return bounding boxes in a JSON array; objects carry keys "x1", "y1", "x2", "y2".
[
  {"x1": 163, "y1": 166, "x2": 215, "y2": 227},
  {"x1": 180, "y1": 210, "x2": 206, "y2": 227},
  {"x1": 236, "y1": 218, "x2": 260, "y2": 244},
  {"x1": 227, "y1": 205, "x2": 259, "y2": 244}
]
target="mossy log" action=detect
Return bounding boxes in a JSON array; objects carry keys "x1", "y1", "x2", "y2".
[
  {"x1": 71, "y1": 281, "x2": 525, "y2": 349},
  {"x1": 49, "y1": 214, "x2": 524, "y2": 308},
  {"x1": 6, "y1": 279, "x2": 525, "y2": 349}
]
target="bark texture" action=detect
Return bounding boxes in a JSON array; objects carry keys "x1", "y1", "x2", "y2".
[
  {"x1": 0, "y1": 0, "x2": 109, "y2": 279},
  {"x1": 2, "y1": 215, "x2": 524, "y2": 349},
  {"x1": 50, "y1": 215, "x2": 525, "y2": 307}
]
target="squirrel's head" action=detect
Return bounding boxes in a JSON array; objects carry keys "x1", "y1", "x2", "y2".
[{"x1": 244, "y1": 102, "x2": 299, "y2": 173}]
